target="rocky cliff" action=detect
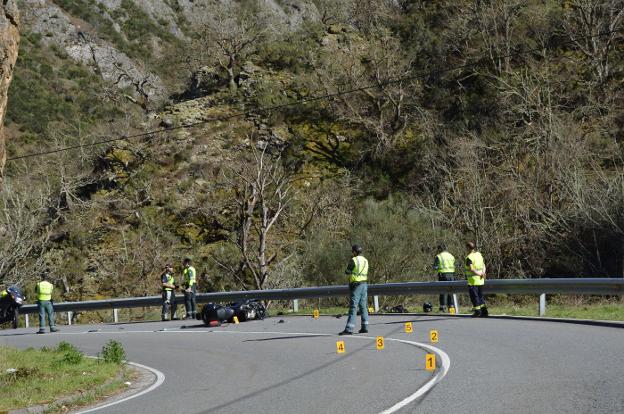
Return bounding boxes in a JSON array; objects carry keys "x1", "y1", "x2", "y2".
[{"x1": 0, "y1": 0, "x2": 19, "y2": 183}]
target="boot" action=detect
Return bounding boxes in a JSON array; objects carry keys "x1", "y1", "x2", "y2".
[
  {"x1": 471, "y1": 309, "x2": 481, "y2": 318},
  {"x1": 480, "y1": 307, "x2": 489, "y2": 317}
]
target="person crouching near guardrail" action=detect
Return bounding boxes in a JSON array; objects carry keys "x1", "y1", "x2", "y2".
[
  {"x1": 161, "y1": 264, "x2": 179, "y2": 321},
  {"x1": 339, "y1": 244, "x2": 369, "y2": 335},
  {"x1": 36, "y1": 271, "x2": 58, "y2": 334},
  {"x1": 465, "y1": 241, "x2": 488, "y2": 318}
]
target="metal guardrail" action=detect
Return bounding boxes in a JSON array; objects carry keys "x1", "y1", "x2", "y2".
[{"x1": 17, "y1": 278, "x2": 624, "y2": 316}]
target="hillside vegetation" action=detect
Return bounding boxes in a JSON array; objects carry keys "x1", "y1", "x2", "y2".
[{"x1": 1, "y1": 0, "x2": 623, "y2": 302}]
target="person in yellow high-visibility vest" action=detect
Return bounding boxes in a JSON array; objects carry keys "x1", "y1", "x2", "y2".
[
  {"x1": 35, "y1": 272, "x2": 58, "y2": 334},
  {"x1": 433, "y1": 243, "x2": 455, "y2": 312},
  {"x1": 339, "y1": 244, "x2": 369, "y2": 335},
  {"x1": 161, "y1": 264, "x2": 178, "y2": 321},
  {"x1": 464, "y1": 241, "x2": 488, "y2": 317},
  {"x1": 182, "y1": 257, "x2": 197, "y2": 320}
]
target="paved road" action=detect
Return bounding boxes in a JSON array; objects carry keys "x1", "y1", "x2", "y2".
[{"x1": 1, "y1": 315, "x2": 623, "y2": 413}]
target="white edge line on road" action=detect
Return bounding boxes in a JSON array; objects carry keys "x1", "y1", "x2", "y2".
[
  {"x1": 47, "y1": 328, "x2": 450, "y2": 413},
  {"x1": 74, "y1": 361, "x2": 165, "y2": 414},
  {"x1": 376, "y1": 338, "x2": 450, "y2": 414},
  {"x1": 209, "y1": 330, "x2": 451, "y2": 413}
]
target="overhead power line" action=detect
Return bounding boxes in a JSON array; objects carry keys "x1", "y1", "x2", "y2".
[{"x1": 6, "y1": 27, "x2": 623, "y2": 162}]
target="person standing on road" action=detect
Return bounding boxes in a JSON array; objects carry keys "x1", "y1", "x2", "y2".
[
  {"x1": 161, "y1": 264, "x2": 178, "y2": 321},
  {"x1": 339, "y1": 244, "x2": 369, "y2": 335},
  {"x1": 465, "y1": 241, "x2": 488, "y2": 317},
  {"x1": 35, "y1": 272, "x2": 58, "y2": 334},
  {"x1": 434, "y1": 243, "x2": 455, "y2": 312},
  {"x1": 182, "y1": 257, "x2": 197, "y2": 320}
]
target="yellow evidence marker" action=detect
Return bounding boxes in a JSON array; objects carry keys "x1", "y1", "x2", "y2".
[
  {"x1": 336, "y1": 341, "x2": 345, "y2": 354},
  {"x1": 313, "y1": 309, "x2": 320, "y2": 319},
  {"x1": 368, "y1": 307, "x2": 374, "y2": 314},
  {"x1": 449, "y1": 307, "x2": 456, "y2": 315},
  {"x1": 430, "y1": 329, "x2": 439, "y2": 343},
  {"x1": 405, "y1": 322, "x2": 413, "y2": 333},
  {"x1": 376, "y1": 336, "x2": 385, "y2": 350},
  {"x1": 233, "y1": 316, "x2": 240, "y2": 324},
  {"x1": 426, "y1": 353, "x2": 436, "y2": 371}
]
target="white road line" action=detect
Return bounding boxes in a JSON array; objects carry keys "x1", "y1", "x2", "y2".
[
  {"x1": 75, "y1": 361, "x2": 165, "y2": 414},
  {"x1": 376, "y1": 338, "x2": 451, "y2": 414},
  {"x1": 41, "y1": 328, "x2": 450, "y2": 413},
  {"x1": 207, "y1": 330, "x2": 451, "y2": 413}
]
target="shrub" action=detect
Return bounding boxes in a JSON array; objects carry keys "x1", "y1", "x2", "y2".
[
  {"x1": 55, "y1": 341, "x2": 77, "y2": 353},
  {"x1": 56, "y1": 342, "x2": 84, "y2": 365},
  {"x1": 61, "y1": 349, "x2": 84, "y2": 365},
  {"x1": 100, "y1": 340, "x2": 125, "y2": 364}
]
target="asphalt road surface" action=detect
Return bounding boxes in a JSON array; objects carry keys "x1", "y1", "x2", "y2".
[{"x1": 1, "y1": 315, "x2": 623, "y2": 414}]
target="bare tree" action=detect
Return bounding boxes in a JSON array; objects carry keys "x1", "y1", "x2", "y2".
[
  {"x1": 111, "y1": 59, "x2": 158, "y2": 113},
  {"x1": 563, "y1": 0, "x2": 624, "y2": 84},
  {"x1": 213, "y1": 144, "x2": 296, "y2": 291},
  {"x1": 314, "y1": 30, "x2": 420, "y2": 156},
  {"x1": 470, "y1": 0, "x2": 526, "y2": 75},
  {"x1": 0, "y1": 181, "x2": 50, "y2": 286},
  {"x1": 194, "y1": 4, "x2": 269, "y2": 91},
  {"x1": 311, "y1": 0, "x2": 354, "y2": 26}
]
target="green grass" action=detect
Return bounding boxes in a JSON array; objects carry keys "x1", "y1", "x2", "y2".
[
  {"x1": 275, "y1": 301, "x2": 624, "y2": 321},
  {"x1": 486, "y1": 303, "x2": 624, "y2": 321},
  {"x1": 0, "y1": 343, "x2": 129, "y2": 412}
]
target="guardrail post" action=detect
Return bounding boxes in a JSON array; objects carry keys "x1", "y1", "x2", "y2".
[
  {"x1": 113, "y1": 308, "x2": 119, "y2": 323},
  {"x1": 539, "y1": 293, "x2": 546, "y2": 316},
  {"x1": 24, "y1": 314, "x2": 29, "y2": 328},
  {"x1": 373, "y1": 296, "x2": 379, "y2": 312},
  {"x1": 293, "y1": 299, "x2": 299, "y2": 313},
  {"x1": 452, "y1": 294, "x2": 459, "y2": 313},
  {"x1": 67, "y1": 311, "x2": 72, "y2": 325}
]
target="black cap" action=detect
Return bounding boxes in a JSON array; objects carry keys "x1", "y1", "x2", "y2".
[
  {"x1": 183, "y1": 257, "x2": 192, "y2": 264},
  {"x1": 351, "y1": 244, "x2": 363, "y2": 254}
]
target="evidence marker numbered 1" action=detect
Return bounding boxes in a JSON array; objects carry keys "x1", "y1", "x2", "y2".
[{"x1": 425, "y1": 353, "x2": 436, "y2": 371}]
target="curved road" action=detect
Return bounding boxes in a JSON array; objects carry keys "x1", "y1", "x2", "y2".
[{"x1": 1, "y1": 315, "x2": 623, "y2": 413}]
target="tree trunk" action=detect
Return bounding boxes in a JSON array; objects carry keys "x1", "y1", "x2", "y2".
[{"x1": 0, "y1": 0, "x2": 20, "y2": 185}]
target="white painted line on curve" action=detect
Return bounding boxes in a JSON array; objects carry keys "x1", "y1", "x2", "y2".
[
  {"x1": 209, "y1": 330, "x2": 451, "y2": 413},
  {"x1": 376, "y1": 338, "x2": 450, "y2": 414},
  {"x1": 39, "y1": 327, "x2": 450, "y2": 413},
  {"x1": 75, "y1": 361, "x2": 166, "y2": 414}
]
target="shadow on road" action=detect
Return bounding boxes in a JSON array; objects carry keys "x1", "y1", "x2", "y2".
[
  {"x1": 199, "y1": 323, "x2": 410, "y2": 414},
  {"x1": 243, "y1": 335, "x2": 328, "y2": 342}
]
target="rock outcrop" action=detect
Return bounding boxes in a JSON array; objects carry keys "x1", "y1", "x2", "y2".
[
  {"x1": 21, "y1": 0, "x2": 166, "y2": 108},
  {"x1": 0, "y1": 0, "x2": 19, "y2": 184}
]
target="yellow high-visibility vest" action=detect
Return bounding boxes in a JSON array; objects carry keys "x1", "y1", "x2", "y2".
[
  {"x1": 183, "y1": 266, "x2": 196, "y2": 287},
  {"x1": 36, "y1": 281, "x2": 53, "y2": 301},
  {"x1": 349, "y1": 256, "x2": 369, "y2": 283},
  {"x1": 465, "y1": 252, "x2": 485, "y2": 286},
  {"x1": 163, "y1": 273, "x2": 175, "y2": 291},
  {"x1": 436, "y1": 251, "x2": 455, "y2": 274}
]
